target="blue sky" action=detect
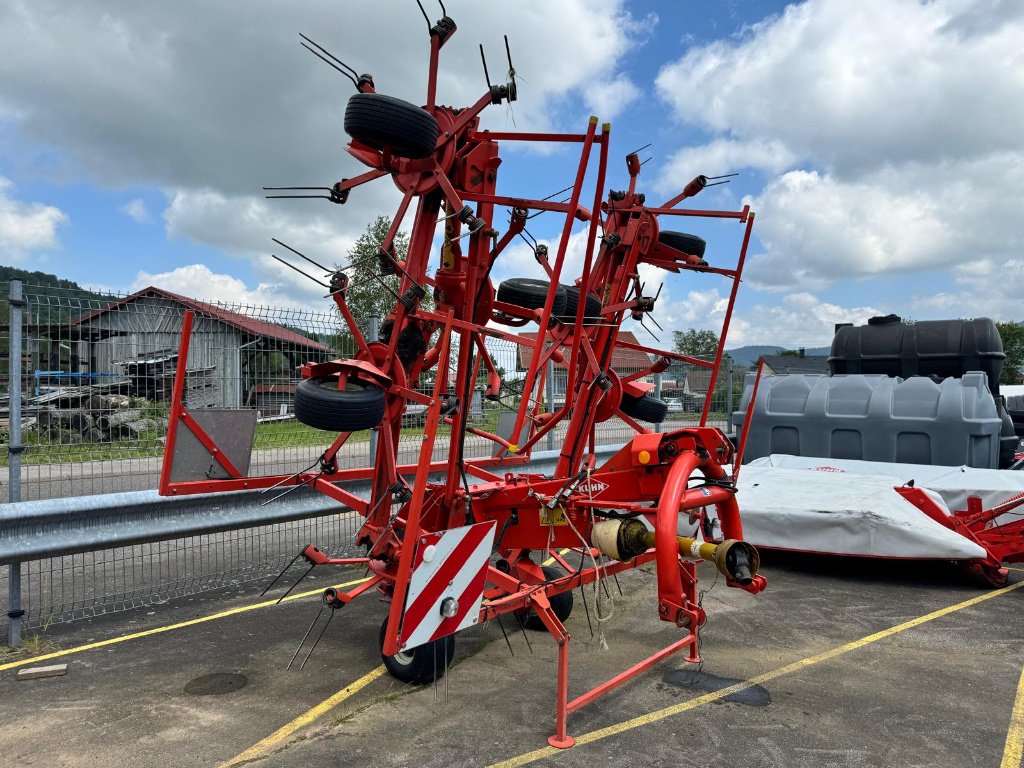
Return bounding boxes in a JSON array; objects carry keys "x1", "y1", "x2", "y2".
[{"x1": 1, "y1": 0, "x2": 1021, "y2": 348}]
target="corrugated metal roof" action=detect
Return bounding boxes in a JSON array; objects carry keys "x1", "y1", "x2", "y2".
[{"x1": 73, "y1": 286, "x2": 332, "y2": 352}]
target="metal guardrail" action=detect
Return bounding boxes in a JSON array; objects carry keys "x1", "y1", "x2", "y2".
[
  {"x1": 1, "y1": 445, "x2": 620, "y2": 643},
  {"x1": 0, "y1": 447, "x2": 617, "y2": 566}
]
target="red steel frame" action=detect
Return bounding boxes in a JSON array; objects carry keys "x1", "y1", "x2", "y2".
[
  {"x1": 159, "y1": 9, "x2": 767, "y2": 747},
  {"x1": 895, "y1": 486, "x2": 1024, "y2": 587}
]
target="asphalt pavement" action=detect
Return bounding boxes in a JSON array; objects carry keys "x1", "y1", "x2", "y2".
[{"x1": 2, "y1": 552, "x2": 1022, "y2": 767}]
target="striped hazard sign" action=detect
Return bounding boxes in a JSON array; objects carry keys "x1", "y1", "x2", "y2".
[{"x1": 399, "y1": 520, "x2": 496, "y2": 651}]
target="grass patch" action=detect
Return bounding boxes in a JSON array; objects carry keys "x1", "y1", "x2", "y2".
[
  {"x1": 3, "y1": 406, "x2": 510, "y2": 466},
  {"x1": 0, "y1": 632, "x2": 57, "y2": 660}
]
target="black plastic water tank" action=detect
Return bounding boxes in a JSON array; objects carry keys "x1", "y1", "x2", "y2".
[
  {"x1": 829, "y1": 315, "x2": 1005, "y2": 395},
  {"x1": 1007, "y1": 395, "x2": 1024, "y2": 439}
]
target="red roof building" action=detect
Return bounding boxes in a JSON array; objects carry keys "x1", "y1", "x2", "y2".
[{"x1": 66, "y1": 286, "x2": 334, "y2": 407}]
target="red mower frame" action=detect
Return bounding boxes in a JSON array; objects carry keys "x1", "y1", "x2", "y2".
[{"x1": 160, "y1": 6, "x2": 765, "y2": 747}]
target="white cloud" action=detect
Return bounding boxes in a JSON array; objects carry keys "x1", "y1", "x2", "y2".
[
  {"x1": 658, "y1": 289, "x2": 880, "y2": 349},
  {"x1": 651, "y1": 0, "x2": 1024, "y2": 306},
  {"x1": 119, "y1": 198, "x2": 151, "y2": 224},
  {"x1": 744, "y1": 153, "x2": 1024, "y2": 290},
  {"x1": 131, "y1": 261, "x2": 326, "y2": 310},
  {"x1": 0, "y1": 176, "x2": 67, "y2": 257},
  {"x1": 0, "y1": 0, "x2": 655, "y2": 269},
  {"x1": 655, "y1": 139, "x2": 797, "y2": 191},
  {"x1": 0, "y1": 1, "x2": 656, "y2": 191},
  {"x1": 582, "y1": 74, "x2": 641, "y2": 122},
  {"x1": 163, "y1": 188, "x2": 359, "y2": 261},
  {"x1": 655, "y1": 0, "x2": 1024, "y2": 174},
  {"x1": 914, "y1": 257, "x2": 1024, "y2": 321}
]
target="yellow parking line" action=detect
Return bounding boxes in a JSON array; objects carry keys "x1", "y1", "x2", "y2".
[
  {"x1": 1001, "y1": 665, "x2": 1024, "y2": 768},
  {"x1": 218, "y1": 665, "x2": 388, "y2": 767},
  {"x1": 216, "y1": 547, "x2": 574, "y2": 765},
  {"x1": 1, "y1": 548, "x2": 577, "y2": 676},
  {"x1": 490, "y1": 579, "x2": 1024, "y2": 768},
  {"x1": 0, "y1": 576, "x2": 371, "y2": 673},
  {"x1": 214, "y1": 548, "x2": 575, "y2": 764}
]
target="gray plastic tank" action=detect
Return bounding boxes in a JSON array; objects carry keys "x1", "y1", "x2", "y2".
[{"x1": 732, "y1": 372, "x2": 1002, "y2": 468}]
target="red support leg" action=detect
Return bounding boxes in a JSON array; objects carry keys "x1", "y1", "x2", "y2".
[{"x1": 548, "y1": 637, "x2": 576, "y2": 749}]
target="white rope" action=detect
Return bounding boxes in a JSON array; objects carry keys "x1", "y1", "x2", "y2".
[{"x1": 564, "y1": 462, "x2": 614, "y2": 649}]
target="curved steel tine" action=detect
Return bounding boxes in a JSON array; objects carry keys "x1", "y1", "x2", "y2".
[
  {"x1": 299, "y1": 608, "x2": 335, "y2": 670},
  {"x1": 276, "y1": 563, "x2": 316, "y2": 604},
  {"x1": 268, "y1": 255, "x2": 330, "y2": 290},
  {"x1": 300, "y1": 41, "x2": 358, "y2": 89},
  {"x1": 299, "y1": 33, "x2": 359, "y2": 77},
  {"x1": 288, "y1": 606, "x2": 324, "y2": 670},
  {"x1": 261, "y1": 550, "x2": 303, "y2": 597}
]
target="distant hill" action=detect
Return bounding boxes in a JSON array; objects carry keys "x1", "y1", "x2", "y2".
[
  {"x1": 0, "y1": 266, "x2": 114, "y2": 358},
  {"x1": 726, "y1": 345, "x2": 830, "y2": 366},
  {"x1": 0, "y1": 265, "x2": 111, "y2": 301}
]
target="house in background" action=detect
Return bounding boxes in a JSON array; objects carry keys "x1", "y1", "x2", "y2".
[
  {"x1": 61, "y1": 286, "x2": 333, "y2": 410},
  {"x1": 516, "y1": 331, "x2": 654, "y2": 406},
  {"x1": 659, "y1": 366, "x2": 714, "y2": 395},
  {"x1": 760, "y1": 351, "x2": 830, "y2": 376}
]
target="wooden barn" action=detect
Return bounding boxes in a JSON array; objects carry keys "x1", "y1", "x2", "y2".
[{"x1": 64, "y1": 287, "x2": 333, "y2": 408}]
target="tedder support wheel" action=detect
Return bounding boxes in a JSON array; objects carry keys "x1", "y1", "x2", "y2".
[
  {"x1": 557, "y1": 285, "x2": 602, "y2": 326},
  {"x1": 497, "y1": 278, "x2": 567, "y2": 318},
  {"x1": 294, "y1": 377, "x2": 386, "y2": 432},
  {"x1": 519, "y1": 566, "x2": 574, "y2": 631},
  {"x1": 658, "y1": 231, "x2": 707, "y2": 258},
  {"x1": 344, "y1": 93, "x2": 440, "y2": 159},
  {"x1": 620, "y1": 393, "x2": 669, "y2": 424},
  {"x1": 379, "y1": 618, "x2": 456, "y2": 683}
]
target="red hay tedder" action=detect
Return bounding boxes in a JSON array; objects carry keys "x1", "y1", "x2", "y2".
[{"x1": 159, "y1": 5, "x2": 765, "y2": 747}]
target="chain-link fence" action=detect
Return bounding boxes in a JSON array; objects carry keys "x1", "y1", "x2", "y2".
[
  {"x1": 1, "y1": 279, "x2": 738, "y2": 637},
  {"x1": 1, "y1": 282, "x2": 355, "y2": 501},
  {"x1": 0, "y1": 282, "x2": 729, "y2": 502}
]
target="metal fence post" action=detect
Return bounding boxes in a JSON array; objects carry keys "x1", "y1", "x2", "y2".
[
  {"x1": 545, "y1": 359, "x2": 555, "y2": 452},
  {"x1": 367, "y1": 315, "x2": 379, "y2": 466},
  {"x1": 726, "y1": 356, "x2": 734, "y2": 432},
  {"x1": 653, "y1": 372, "x2": 663, "y2": 433},
  {"x1": 8, "y1": 279, "x2": 24, "y2": 646}
]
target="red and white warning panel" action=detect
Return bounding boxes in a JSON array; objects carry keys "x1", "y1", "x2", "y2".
[{"x1": 400, "y1": 520, "x2": 497, "y2": 651}]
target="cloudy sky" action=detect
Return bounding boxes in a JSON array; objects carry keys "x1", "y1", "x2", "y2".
[{"x1": 0, "y1": 0, "x2": 1021, "y2": 348}]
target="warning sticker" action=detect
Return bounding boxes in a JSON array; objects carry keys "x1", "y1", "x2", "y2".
[{"x1": 540, "y1": 507, "x2": 569, "y2": 526}]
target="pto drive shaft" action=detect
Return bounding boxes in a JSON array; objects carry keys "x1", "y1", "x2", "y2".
[{"x1": 591, "y1": 518, "x2": 759, "y2": 585}]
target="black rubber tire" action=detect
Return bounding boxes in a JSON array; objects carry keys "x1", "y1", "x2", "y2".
[
  {"x1": 658, "y1": 231, "x2": 707, "y2": 258},
  {"x1": 520, "y1": 566, "x2": 574, "y2": 631},
  {"x1": 620, "y1": 393, "x2": 669, "y2": 424},
  {"x1": 379, "y1": 618, "x2": 456, "y2": 684},
  {"x1": 557, "y1": 285, "x2": 602, "y2": 326},
  {"x1": 294, "y1": 376, "x2": 385, "y2": 432},
  {"x1": 497, "y1": 278, "x2": 567, "y2": 317},
  {"x1": 344, "y1": 93, "x2": 440, "y2": 159}
]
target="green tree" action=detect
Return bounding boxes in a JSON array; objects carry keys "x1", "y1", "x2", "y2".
[
  {"x1": 337, "y1": 215, "x2": 412, "y2": 324},
  {"x1": 997, "y1": 321, "x2": 1024, "y2": 385},
  {"x1": 672, "y1": 328, "x2": 719, "y2": 358}
]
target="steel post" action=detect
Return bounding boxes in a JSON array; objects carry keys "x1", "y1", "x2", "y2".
[
  {"x1": 726, "y1": 355, "x2": 734, "y2": 430},
  {"x1": 7, "y1": 562, "x2": 21, "y2": 647},
  {"x1": 653, "y1": 372, "x2": 663, "y2": 433},
  {"x1": 546, "y1": 359, "x2": 555, "y2": 452},
  {"x1": 7, "y1": 280, "x2": 24, "y2": 646},
  {"x1": 367, "y1": 315, "x2": 379, "y2": 467}
]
